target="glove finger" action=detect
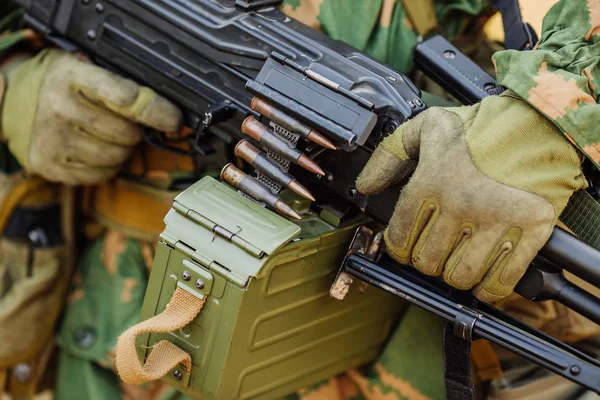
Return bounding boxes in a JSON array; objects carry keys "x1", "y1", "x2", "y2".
[
  {"x1": 412, "y1": 216, "x2": 473, "y2": 277},
  {"x1": 473, "y1": 228, "x2": 531, "y2": 304},
  {"x1": 356, "y1": 145, "x2": 416, "y2": 194},
  {"x1": 69, "y1": 60, "x2": 182, "y2": 132},
  {"x1": 442, "y1": 229, "x2": 501, "y2": 291},
  {"x1": 356, "y1": 116, "x2": 423, "y2": 194},
  {"x1": 385, "y1": 192, "x2": 439, "y2": 265},
  {"x1": 72, "y1": 106, "x2": 143, "y2": 147},
  {"x1": 62, "y1": 125, "x2": 136, "y2": 168}
]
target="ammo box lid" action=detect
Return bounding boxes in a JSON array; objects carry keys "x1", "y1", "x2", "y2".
[{"x1": 161, "y1": 177, "x2": 302, "y2": 285}]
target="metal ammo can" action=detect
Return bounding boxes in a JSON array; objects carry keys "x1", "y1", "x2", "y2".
[{"x1": 138, "y1": 176, "x2": 403, "y2": 399}]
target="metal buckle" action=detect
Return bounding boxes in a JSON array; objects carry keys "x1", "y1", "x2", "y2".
[
  {"x1": 454, "y1": 305, "x2": 481, "y2": 342},
  {"x1": 329, "y1": 226, "x2": 384, "y2": 300}
]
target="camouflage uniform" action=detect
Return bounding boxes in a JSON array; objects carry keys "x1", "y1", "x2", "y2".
[
  {"x1": 55, "y1": 232, "x2": 192, "y2": 400},
  {"x1": 493, "y1": 0, "x2": 600, "y2": 167},
  {"x1": 1, "y1": 1, "x2": 599, "y2": 400},
  {"x1": 0, "y1": 2, "x2": 460, "y2": 395},
  {"x1": 0, "y1": 4, "x2": 202, "y2": 399}
]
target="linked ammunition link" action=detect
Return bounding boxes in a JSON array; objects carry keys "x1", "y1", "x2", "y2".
[
  {"x1": 230, "y1": 97, "x2": 336, "y2": 218},
  {"x1": 256, "y1": 122, "x2": 299, "y2": 195}
]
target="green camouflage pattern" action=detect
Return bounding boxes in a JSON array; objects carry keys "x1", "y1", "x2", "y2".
[
  {"x1": 3, "y1": 1, "x2": 597, "y2": 399},
  {"x1": 493, "y1": 0, "x2": 600, "y2": 168},
  {"x1": 281, "y1": 0, "x2": 490, "y2": 72},
  {"x1": 54, "y1": 231, "x2": 191, "y2": 400}
]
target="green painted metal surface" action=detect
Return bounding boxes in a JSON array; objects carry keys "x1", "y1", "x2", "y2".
[{"x1": 139, "y1": 177, "x2": 404, "y2": 399}]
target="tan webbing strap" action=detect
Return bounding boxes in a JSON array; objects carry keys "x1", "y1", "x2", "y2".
[
  {"x1": 88, "y1": 179, "x2": 179, "y2": 241},
  {"x1": 115, "y1": 287, "x2": 206, "y2": 384},
  {"x1": 471, "y1": 339, "x2": 503, "y2": 382},
  {"x1": 400, "y1": 0, "x2": 439, "y2": 38}
]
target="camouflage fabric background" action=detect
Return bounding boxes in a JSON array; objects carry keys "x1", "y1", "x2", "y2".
[
  {"x1": 281, "y1": 0, "x2": 489, "y2": 72},
  {"x1": 55, "y1": 231, "x2": 192, "y2": 400},
  {"x1": 1, "y1": 0, "x2": 599, "y2": 399},
  {"x1": 494, "y1": 0, "x2": 600, "y2": 168}
]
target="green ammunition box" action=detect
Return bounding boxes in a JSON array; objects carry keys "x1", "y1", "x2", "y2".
[{"x1": 138, "y1": 177, "x2": 403, "y2": 399}]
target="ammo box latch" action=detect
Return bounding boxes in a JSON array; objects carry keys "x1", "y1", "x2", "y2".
[
  {"x1": 160, "y1": 177, "x2": 302, "y2": 288},
  {"x1": 161, "y1": 234, "x2": 249, "y2": 288}
]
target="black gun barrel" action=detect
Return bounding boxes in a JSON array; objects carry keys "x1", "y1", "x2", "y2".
[
  {"x1": 343, "y1": 253, "x2": 600, "y2": 393},
  {"x1": 559, "y1": 282, "x2": 600, "y2": 324},
  {"x1": 541, "y1": 227, "x2": 600, "y2": 289},
  {"x1": 516, "y1": 259, "x2": 600, "y2": 325}
]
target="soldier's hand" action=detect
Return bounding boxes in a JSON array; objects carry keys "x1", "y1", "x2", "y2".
[
  {"x1": 356, "y1": 93, "x2": 587, "y2": 303},
  {"x1": 0, "y1": 49, "x2": 182, "y2": 185}
]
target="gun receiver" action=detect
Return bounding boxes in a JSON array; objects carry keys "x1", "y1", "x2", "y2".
[
  {"x1": 16, "y1": 0, "x2": 422, "y2": 148},
  {"x1": 13, "y1": 0, "x2": 600, "y2": 392}
]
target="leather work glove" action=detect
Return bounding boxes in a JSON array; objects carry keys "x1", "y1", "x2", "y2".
[
  {"x1": 0, "y1": 49, "x2": 182, "y2": 185},
  {"x1": 356, "y1": 93, "x2": 587, "y2": 303}
]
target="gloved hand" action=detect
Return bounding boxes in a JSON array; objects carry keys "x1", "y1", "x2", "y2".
[
  {"x1": 0, "y1": 49, "x2": 182, "y2": 185},
  {"x1": 356, "y1": 93, "x2": 587, "y2": 303}
]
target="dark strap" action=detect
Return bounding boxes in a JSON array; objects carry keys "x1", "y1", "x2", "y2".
[
  {"x1": 560, "y1": 190, "x2": 600, "y2": 251},
  {"x1": 443, "y1": 323, "x2": 477, "y2": 400},
  {"x1": 491, "y1": 0, "x2": 538, "y2": 50},
  {"x1": 3, "y1": 205, "x2": 63, "y2": 247}
]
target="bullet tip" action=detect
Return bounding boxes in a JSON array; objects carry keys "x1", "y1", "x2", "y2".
[
  {"x1": 275, "y1": 200, "x2": 303, "y2": 220},
  {"x1": 289, "y1": 180, "x2": 316, "y2": 202},
  {"x1": 308, "y1": 131, "x2": 337, "y2": 151},
  {"x1": 289, "y1": 211, "x2": 302, "y2": 220},
  {"x1": 297, "y1": 155, "x2": 326, "y2": 176},
  {"x1": 313, "y1": 166, "x2": 326, "y2": 176}
]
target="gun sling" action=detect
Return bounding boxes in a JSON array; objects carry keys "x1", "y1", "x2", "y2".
[{"x1": 115, "y1": 287, "x2": 207, "y2": 384}]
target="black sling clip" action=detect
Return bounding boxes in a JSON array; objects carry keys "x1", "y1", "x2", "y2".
[{"x1": 453, "y1": 305, "x2": 481, "y2": 342}]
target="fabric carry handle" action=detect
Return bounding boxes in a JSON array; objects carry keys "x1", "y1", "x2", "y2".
[{"x1": 115, "y1": 287, "x2": 206, "y2": 384}]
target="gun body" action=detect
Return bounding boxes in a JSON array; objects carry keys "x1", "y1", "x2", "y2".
[{"x1": 19, "y1": 0, "x2": 431, "y2": 220}]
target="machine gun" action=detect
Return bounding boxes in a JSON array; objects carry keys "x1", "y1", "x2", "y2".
[{"x1": 13, "y1": 0, "x2": 600, "y2": 392}]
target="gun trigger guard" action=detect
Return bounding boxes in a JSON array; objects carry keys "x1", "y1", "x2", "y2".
[{"x1": 454, "y1": 305, "x2": 480, "y2": 342}]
